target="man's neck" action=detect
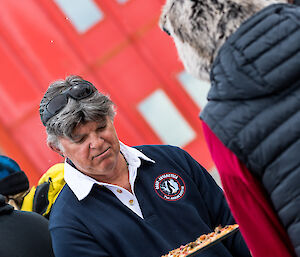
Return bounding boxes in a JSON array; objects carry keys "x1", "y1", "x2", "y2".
[{"x1": 91, "y1": 152, "x2": 131, "y2": 192}]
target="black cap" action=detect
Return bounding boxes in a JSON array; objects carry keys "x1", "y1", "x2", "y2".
[{"x1": 0, "y1": 156, "x2": 29, "y2": 196}]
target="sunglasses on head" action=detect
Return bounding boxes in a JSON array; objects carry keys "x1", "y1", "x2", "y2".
[{"x1": 41, "y1": 82, "x2": 96, "y2": 126}]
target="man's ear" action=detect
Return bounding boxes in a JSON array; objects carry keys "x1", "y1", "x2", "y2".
[{"x1": 48, "y1": 142, "x2": 64, "y2": 157}]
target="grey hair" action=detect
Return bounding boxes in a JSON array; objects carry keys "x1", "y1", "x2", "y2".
[
  {"x1": 159, "y1": 0, "x2": 287, "y2": 81},
  {"x1": 40, "y1": 75, "x2": 116, "y2": 149}
]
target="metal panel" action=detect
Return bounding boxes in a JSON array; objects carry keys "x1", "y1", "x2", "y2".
[
  {"x1": 0, "y1": 0, "x2": 214, "y2": 185},
  {"x1": 44, "y1": 0, "x2": 127, "y2": 65},
  {"x1": 99, "y1": 0, "x2": 162, "y2": 34},
  {"x1": 133, "y1": 26, "x2": 214, "y2": 170},
  {"x1": 177, "y1": 71, "x2": 210, "y2": 109},
  {"x1": 54, "y1": 0, "x2": 103, "y2": 33},
  {"x1": 138, "y1": 89, "x2": 196, "y2": 147}
]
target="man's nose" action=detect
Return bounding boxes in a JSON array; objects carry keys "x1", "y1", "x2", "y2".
[{"x1": 89, "y1": 133, "x2": 104, "y2": 149}]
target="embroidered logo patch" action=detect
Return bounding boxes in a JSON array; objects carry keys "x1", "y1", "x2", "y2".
[{"x1": 154, "y1": 173, "x2": 185, "y2": 201}]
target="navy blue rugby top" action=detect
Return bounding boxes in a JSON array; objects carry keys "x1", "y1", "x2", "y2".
[{"x1": 49, "y1": 145, "x2": 250, "y2": 257}]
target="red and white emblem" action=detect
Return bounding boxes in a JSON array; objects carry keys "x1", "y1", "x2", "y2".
[{"x1": 154, "y1": 173, "x2": 185, "y2": 201}]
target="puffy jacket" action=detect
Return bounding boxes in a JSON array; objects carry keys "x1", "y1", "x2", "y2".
[
  {"x1": 201, "y1": 4, "x2": 300, "y2": 255},
  {"x1": 0, "y1": 194, "x2": 54, "y2": 256}
]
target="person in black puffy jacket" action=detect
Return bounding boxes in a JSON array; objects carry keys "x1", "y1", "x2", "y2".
[
  {"x1": 0, "y1": 194, "x2": 54, "y2": 257},
  {"x1": 160, "y1": 0, "x2": 300, "y2": 256}
]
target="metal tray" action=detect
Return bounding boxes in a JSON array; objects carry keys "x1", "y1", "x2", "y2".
[{"x1": 186, "y1": 226, "x2": 240, "y2": 257}]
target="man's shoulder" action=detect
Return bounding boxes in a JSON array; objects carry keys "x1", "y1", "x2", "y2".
[
  {"x1": 133, "y1": 144, "x2": 184, "y2": 155},
  {"x1": 133, "y1": 145, "x2": 193, "y2": 167},
  {"x1": 49, "y1": 184, "x2": 77, "y2": 223}
]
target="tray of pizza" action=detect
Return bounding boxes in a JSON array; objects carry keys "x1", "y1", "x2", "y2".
[{"x1": 162, "y1": 224, "x2": 239, "y2": 257}]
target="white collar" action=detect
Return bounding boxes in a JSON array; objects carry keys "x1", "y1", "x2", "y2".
[{"x1": 64, "y1": 142, "x2": 155, "y2": 201}]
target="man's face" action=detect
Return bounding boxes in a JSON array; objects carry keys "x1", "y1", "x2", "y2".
[{"x1": 58, "y1": 117, "x2": 121, "y2": 182}]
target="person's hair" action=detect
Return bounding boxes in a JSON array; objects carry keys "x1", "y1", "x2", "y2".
[{"x1": 39, "y1": 75, "x2": 116, "y2": 149}]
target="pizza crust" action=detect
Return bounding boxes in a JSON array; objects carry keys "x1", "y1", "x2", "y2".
[{"x1": 162, "y1": 224, "x2": 239, "y2": 257}]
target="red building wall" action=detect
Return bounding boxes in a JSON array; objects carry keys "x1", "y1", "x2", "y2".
[{"x1": 0, "y1": 0, "x2": 213, "y2": 185}]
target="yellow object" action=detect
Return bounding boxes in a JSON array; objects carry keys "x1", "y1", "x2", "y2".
[
  {"x1": 21, "y1": 163, "x2": 65, "y2": 217},
  {"x1": 21, "y1": 187, "x2": 36, "y2": 211}
]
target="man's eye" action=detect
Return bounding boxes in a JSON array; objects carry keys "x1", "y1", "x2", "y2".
[
  {"x1": 74, "y1": 137, "x2": 85, "y2": 144},
  {"x1": 97, "y1": 124, "x2": 107, "y2": 131}
]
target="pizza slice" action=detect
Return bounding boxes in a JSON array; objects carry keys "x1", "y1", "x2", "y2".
[{"x1": 162, "y1": 224, "x2": 239, "y2": 257}]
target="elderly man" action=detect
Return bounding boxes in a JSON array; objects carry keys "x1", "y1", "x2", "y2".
[{"x1": 40, "y1": 75, "x2": 250, "y2": 257}]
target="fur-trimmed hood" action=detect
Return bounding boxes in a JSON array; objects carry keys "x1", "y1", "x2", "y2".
[{"x1": 159, "y1": 0, "x2": 288, "y2": 82}]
